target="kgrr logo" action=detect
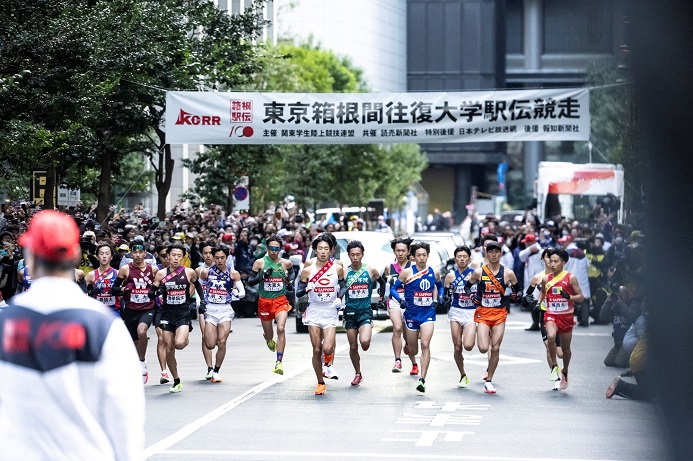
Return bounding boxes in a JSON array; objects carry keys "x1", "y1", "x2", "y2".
[
  {"x1": 229, "y1": 126, "x2": 254, "y2": 138},
  {"x1": 175, "y1": 109, "x2": 221, "y2": 126}
]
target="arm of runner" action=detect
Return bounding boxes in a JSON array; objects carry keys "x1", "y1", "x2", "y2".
[
  {"x1": 284, "y1": 260, "x2": 296, "y2": 292},
  {"x1": 149, "y1": 271, "x2": 163, "y2": 299},
  {"x1": 390, "y1": 278, "x2": 405, "y2": 307},
  {"x1": 295, "y1": 265, "x2": 313, "y2": 297},
  {"x1": 199, "y1": 267, "x2": 209, "y2": 281},
  {"x1": 337, "y1": 265, "x2": 347, "y2": 299},
  {"x1": 228, "y1": 270, "x2": 245, "y2": 299}
]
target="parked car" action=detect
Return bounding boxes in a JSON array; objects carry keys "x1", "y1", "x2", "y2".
[
  {"x1": 411, "y1": 231, "x2": 465, "y2": 254},
  {"x1": 295, "y1": 231, "x2": 394, "y2": 332}
]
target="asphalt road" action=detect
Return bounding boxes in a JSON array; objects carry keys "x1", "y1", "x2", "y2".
[{"x1": 141, "y1": 308, "x2": 665, "y2": 461}]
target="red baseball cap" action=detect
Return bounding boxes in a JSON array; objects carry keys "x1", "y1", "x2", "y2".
[
  {"x1": 521, "y1": 234, "x2": 537, "y2": 244},
  {"x1": 558, "y1": 235, "x2": 573, "y2": 244},
  {"x1": 19, "y1": 210, "x2": 80, "y2": 261}
]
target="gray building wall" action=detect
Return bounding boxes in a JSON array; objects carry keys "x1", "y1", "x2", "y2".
[{"x1": 407, "y1": 0, "x2": 506, "y2": 220}]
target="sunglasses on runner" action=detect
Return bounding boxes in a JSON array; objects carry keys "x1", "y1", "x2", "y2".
[{"x1": 268, "y1": 245, "x2": 281, "y2": 252}]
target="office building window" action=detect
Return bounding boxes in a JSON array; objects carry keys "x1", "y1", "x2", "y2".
[
  {"x1": 505, "y1": 0, "x2": 523, "y2": 54},
  {"x1": 544, "y1": 0, "x2": 613, "y2": 53}
]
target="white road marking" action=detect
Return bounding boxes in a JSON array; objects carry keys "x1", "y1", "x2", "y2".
[
  {"x1": 160, "y1": 449, "x2": 618, "y2": 460},
  {"x1": 144, "y1": 341, "x2": 352, "y2": 458}
]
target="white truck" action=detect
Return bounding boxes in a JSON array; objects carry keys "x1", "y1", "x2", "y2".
[{"x1": 535, "y1": 162, "x2": 624, "y2": 224}]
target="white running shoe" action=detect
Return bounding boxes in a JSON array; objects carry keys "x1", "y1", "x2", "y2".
[
  {"x1": 211, "y1": 372, "x2": 222, "y2": 383},
  {"x1": 141, "y1": 361, "x2": 148, "y2": 384},
  {"x1": 549, "y1": 365, "x2": 560, "y2": 382},
  {"x1": 484, "y1": 381, "x2": 497, "y2": 394},
  {"x1": 206, "y1": 369, "x2": 214, "y2": 380},
  {"x1": 323, "y1": 365, "x2": 339, "y2": 380}
]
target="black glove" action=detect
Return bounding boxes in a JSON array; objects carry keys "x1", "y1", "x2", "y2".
[
  {"x1": 148, "y1": 286, "x2": 159, "y2": 300},
  {"x1": 522, "y1": 294, "x2": 536, "y2": 309},
  {"x1": 560, "y1": 291, "x2": 571, "y2": 300},
  {"x1": 377, "y1": 299, "x2": 386, "y2": 310},
  {"x1": 440, "y1": 296, "x2": 451, "y2": 309},
  {"x1": 509, "y1": 292, "x2": 518, "y2": 302},
  {"x1": 399, "y1": 298, "x2": 408, "y2": 309},
  {"x1": 198, "y1": 302, "x2": 207, "y2": 315},
  {"x1": 88, "y1": 287, "x2": 100, "y2": 297},
  {"x1": 533, "y1": 302, "x2": 542, "y2": 313},
  {"x1": 286, "y1": 280, "x2": 294, "y2": 292},
  {"x1": 263, "y1": 268, "x2": 273, "y2": 279},
  {"x1": 111, "y1": 286, "x2": 123, "y2": 296},
  {"x1": 470, "y1": 293, "x2": 482, "y2": 306}
]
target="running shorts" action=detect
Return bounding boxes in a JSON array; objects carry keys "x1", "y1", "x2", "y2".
[
  {"x1": 544, "y1": 311, "x2": 575, "y2": 334},
  {"x1": 387, "y1": 298, "x2": 405, "y2": 311},
  {"x1": 157, "y1": 306, "x2": 192, "y2": 333},
  {"x1": 302, "y1": 306, "x2": 339, "y2": 329},
  {"x1": 448, "y1": 307, "x2": 475, "y2": 327},
  {"x1": 343, "y1": 308, "x2": 373, "y2": 330},
  {"x1": 121, "y1": 307, "x2": 156, "y2": 340},
  {"x1": 474, "y1": 307, "x2": 508, "y2": 328},
  {"x1": 403, "y1": 306, "x2": 436, "y2": 331},
  {"x1": 258, "y1": 296, "x2": 291, "y2": 322},
  {"x1": 205, "y1": 303, "x2": 235, "y2": 325}
]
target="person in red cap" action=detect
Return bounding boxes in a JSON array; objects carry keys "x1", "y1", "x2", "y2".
[{"x1": 0, "y1": 210, "x2": 144, "y2": 459}]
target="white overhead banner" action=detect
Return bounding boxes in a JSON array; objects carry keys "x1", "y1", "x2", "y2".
[{"x1": 166, "y1": 88, "x2": 589, "y2": 145}]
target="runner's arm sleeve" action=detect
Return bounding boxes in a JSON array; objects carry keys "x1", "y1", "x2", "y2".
[
  {"x1": 435, "y1": 279, "x2": 444, "y2": 301},
  {"x1": 376, "y1": 275, "x2": 387, "y2": 299},
  {"x1": 247, "y1": 270, "x2": 261, "y2": 286},
  {"x1": 296, "y1": 280, "x2": 308, "y2": 297},
  {"x1": 77, "y1": 276, "x2": 87, "y2": 293},
  {"x1": 86, "y1": 283, "x2": 99, "y2": 297},
  {"x1": 110, "y1": 277, "x2": 125, "y2": 296},
  {"x1": 234, "y1": 280, "x2": 245, "y2": 299},
  {"x1": 338, "y1": 279, "x2": 347, "y2": 299},
  {"x1": 390, "y1": 279, "x2": 403, "y2": 302},
  {"x1": 525, "y1": 285, "x2": 536, "y2": 296},
  {"x1": 286, "y1": 267, "x2": 296, "y2": 292},
  {"x1": 463, "y1": 280, "x2": 474, "y2": 295},
  {"x1": 194, "y1": 279, "x2": 205, "y2": 300}
]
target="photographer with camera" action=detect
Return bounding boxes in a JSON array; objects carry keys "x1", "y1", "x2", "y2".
[{"x1": 78, "y1": 231, "x2": 99, "y2": 275}]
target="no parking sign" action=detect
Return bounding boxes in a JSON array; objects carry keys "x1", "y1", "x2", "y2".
[{"x1": 233, "y1": 176, "x2": 249, "y2": 212}]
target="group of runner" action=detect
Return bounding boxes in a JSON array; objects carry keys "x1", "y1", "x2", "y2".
[{"x1": 12, "y1": 224, "x2": 583, "y2": 396}]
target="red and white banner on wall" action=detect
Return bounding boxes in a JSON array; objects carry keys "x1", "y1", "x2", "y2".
[{"x1": 165, "y1": 88, "x2": 589, "y2": 145}]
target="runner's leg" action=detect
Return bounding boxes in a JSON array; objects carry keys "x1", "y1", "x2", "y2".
[{"x1": 486, "y1": 322, "x2": 506, "y2": 381}]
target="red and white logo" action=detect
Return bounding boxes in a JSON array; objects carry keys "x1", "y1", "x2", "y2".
[
  {"x1": 175, "y1": 109, "x2": 221, "y2": 126},
  {"x1": 229, "y1": 126, "x2": 254, "y2": 138}
]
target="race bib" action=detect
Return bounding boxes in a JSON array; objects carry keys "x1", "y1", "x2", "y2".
[
  {"x1": 97, "y1": 295, "x2": 115, "y2": 306},
  {"x1": 413, "y1": 291, "x2": 433, "y2": 306},
  {"x1": 313, "y1": 286, "x2": 336, "y2": 303},
  {"x1": 549, "y1": 301, "x2": 569, "y2": 312},
  {"x1": 166, "y1": 289, "x2": 186, "y2": 305},
  {"x1": 131, "y1": 289, "x2": 149, "y2": 304},
  {"x1": 348, "y1": 283, "x2": 369, "y2": 299},
  {"x1": 207, "y1": 287, "x2": 227, "y2": 304},
  {"x1": 264, "y1": 277, "x2": 284, "y2": 292},
  {"x1": 482, "y1": 294, "x2": 501, "y2": 307}
]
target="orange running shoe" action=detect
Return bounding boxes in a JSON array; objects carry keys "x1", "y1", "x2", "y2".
[
  {"x1": 315, "y1": 383, "x2": 326, "y2": 395},
  {"x1": 410, "y1": 364, "x2": 419, "y2": 376},
  {"x1": 351, "y1": 373, "x2": 363, "y2": 386}
]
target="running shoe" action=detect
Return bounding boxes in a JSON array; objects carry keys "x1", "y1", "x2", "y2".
[
  {"x1": 410, "y1": 364, "x2": 419, "y2": 376},
  {"x1": 483, "y1": 369, "x2": 489, "y2": 381},
  {"x1": 273, "y1": 361, "x2": 284, "y2": 375},
  {"x1": 457, "y1": 375, "x2": 470, "y2": 388},
  {"x1": 552, "y1": 380, "x2": 560, "y2": 391},
  {"x1": 403, "y1": 343, "x2": 410, "y2": 356},
  {"x1": 323, "y1": 365, "x2": 339, "y2": 380},
  {"x1": 315, "y1": 383, "x2": 326, "y2": 395},
  {"x1": 160, "y1": 370, "x2": 170, "y2": 385},
  {"x1": 170, "y1": 382, "x2": 182, "y2": 393},
  {"x1": 392, "y1": 360, "x2": 402, "y2": 373},
  {"x1": 606, "y1": 377, "x2": 621, "y2": 399},
  {"x1": 141, "y1": 361, "x2": 148, "y2": 384},
  {"x1": 416, "y1": 378, "x2": 426, "y2": 393},
  {"x1": 484, "y1": 381, "x2": 497, "y2": 394},
  {"x1": 351, "y1": 373, "x2": 363, "y2": 386},
  {"x1": 206, "y1": 369, "x2": 214, "y2": 380},
  {"x1": 211, "y1": 372, "x2": 222, "y2": 383},
  {"x1": 266, "y1": 339, "x2": 277, "y2": 352},
  {"x1": 549, "y1": 365, "x2": 560, "y2": 382},
  {"x1": 560, "y1": 371, "x2": 569, "y2": 390}
]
